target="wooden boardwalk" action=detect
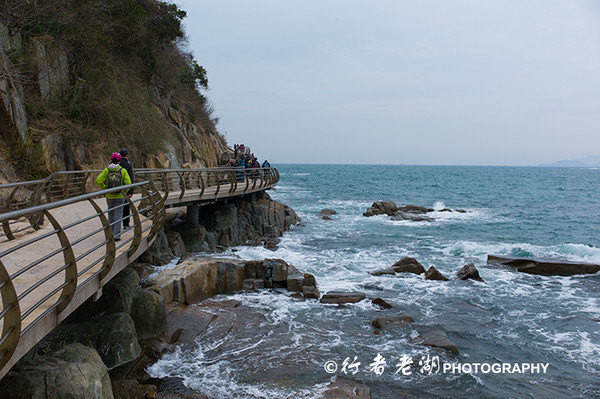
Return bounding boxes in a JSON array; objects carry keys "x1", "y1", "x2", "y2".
[{"x1": 0, "y1": 168, "x2": 278, "y2": 379}]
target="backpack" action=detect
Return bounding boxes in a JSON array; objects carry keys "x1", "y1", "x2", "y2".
[{"x1": 106, "y1": 167, "x2": 122, "y2": 189}]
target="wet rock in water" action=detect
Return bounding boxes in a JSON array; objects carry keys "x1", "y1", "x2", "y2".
[
  {"x1": 456, "y1": 264, "x2": 484, "y2": 282},
  {"x1": 424, "y1": 266, "x2": 449, "y2": 281},
  {"x1": 487, "y1": 254, "x2": 600, "y2": 276},
  {"x1": 263, "y1": 238, "x2": 280, "y2": 251},
  {"x1": 371, "y1": 267, "x2": 397, "y2": 276},
  {"x1": 363, "y1": 201, "x2": 398, "y2": 217},
  {"x1": 290, "y1": 292, "x2": 305, "y2": 301},
  {"x1": 319, "y1": 209, "x2": 337, "y2": 216},
  {"x1": 397, "y1": 205, "x2": 434, "y2": 214},
  {"x1": 321, "y1": 377, "x2": 371, "y2": 399},
  {"x1": 416, "y1": 329, "x2": 459, "y2": 354},
  {"x1": 286, "y1": 263, "x2": 305, "y2": 292},
  {"x1": 439, "y1": 208, "x2": 453, "y2": 212},
  {"x1": 111, "y1": 379, "x2": 157, "y2": 399},
  {"x1": 392, "y1": 258, "x2": 426, "y2": 274},
  {"x1": 0, "y1": 344, "x2": 113, "y2": 399},
  {"x1": 322, "y1": 215, "x2": 333, "y2": 220},
  {"x1": 302, "y1": 273, "x2": 320, "y2": 299},
  {"x1": 361, "y1": 283, "x2": 384, "y2": 291},
  {"x1": 371, "y1": 297, "x2": 393, "y2": 309},
  {"x1": 303, "y1": 286, "x2": 320, "y2": 299},
  {"x1": 391, "y1": 212, "x2": 435, "y2": 222},
  {"x1": 242, "y1": 278, "x2": 266, "y2": 290},
  {"x1": 455, "y1": 209, "x2": 467, "y2": 213},
  {"x1": 371, "y1": 316, "x2": 414, "y2": 329},
  {"x1": 320, "y1": 291, "x2": 366, "y2": 305}
]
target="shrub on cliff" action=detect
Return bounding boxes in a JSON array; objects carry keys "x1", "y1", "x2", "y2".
[{"x1": 1, "y1": 0, "x2": 222, "y2": 176}]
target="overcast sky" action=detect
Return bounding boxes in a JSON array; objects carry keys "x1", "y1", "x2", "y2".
[{"x1": 176, "y1": 0, "x2": 600, "y2": 165}]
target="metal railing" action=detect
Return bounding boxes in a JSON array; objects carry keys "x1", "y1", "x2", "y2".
[
  {"x1": 0, "y1": 167, "x2": 279, "y2": 242},
  {"x1": 0, "y1": 166, "x2": 279, "y2": 378}
]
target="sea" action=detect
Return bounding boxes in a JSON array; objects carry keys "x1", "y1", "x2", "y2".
[{"x1": 148, "y1": 164, "x2": 600, "y2": 398}]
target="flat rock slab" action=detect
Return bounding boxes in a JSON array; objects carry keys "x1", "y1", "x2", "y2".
[
  {"x1": 371, "y1": 267, "x2": 397, "y2": 276},
  {"x1": 416, "y1": 329, "x2": 459, "y2": 354},
  {"x1": 487, "y1": 254, "x2": 600, "y2": 276},
  {"x1": 320, "y1": 291, "x2": 366, "y2": 304}
]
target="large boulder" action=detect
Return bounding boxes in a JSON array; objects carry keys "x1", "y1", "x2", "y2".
[
  {"x1": 363, "y1": 201, "x2": 398, "y2": 217},
  {"x1": 91, "y1": 313, "x2": 142, "y2": 369},
  {"x1": 138, "y1": 229, "x2": 173, "y2": 265},
  {"x1": 100, "y1": 267, "x2": 140, "y2": 314},
  {"x1": 392, "y1": 257, "x2": 426, "y2": 274},
  {"x1": 487, "y1": 255, "x2": 600, "y2": 276},
  {"x1": 217, "y1": 261, "x2": 246, "y2": 293},
  {"x1": 320, "y1": 291, "x2": 366, "y2": 305},
  {"x1": 424, "y1": 266, "x2": 449, "y2": 281},
  {"x1": 456, "y1": 264, "x2": 484, "y2": 282},
  {"x1": 145, "y1": 256, "x2": 222, "y2": 304},
  {"x1": 1, "y1": 344, "x2": 113, "y2": 399},
  {"x1": 130, "y1": 288, "x2": 167, "y2": 340},
  {"x1": 37, "y1": 312, "x2": 141, "y2": 369}
]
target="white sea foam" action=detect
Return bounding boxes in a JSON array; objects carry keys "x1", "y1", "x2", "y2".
[{"x1": 440, "y1": 240, "x2": 600, "y2": 265}]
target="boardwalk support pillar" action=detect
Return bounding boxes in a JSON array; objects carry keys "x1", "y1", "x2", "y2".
[{"x1": 187, "y1": 203, "x2": 200, "y2": 226}]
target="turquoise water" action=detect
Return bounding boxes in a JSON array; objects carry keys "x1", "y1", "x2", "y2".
[{"x1": 151, "y1": 165, "x2": 600, "y2": 398}]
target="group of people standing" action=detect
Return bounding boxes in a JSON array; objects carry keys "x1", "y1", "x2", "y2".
[
  {"x1": 230, "y1": 143, "x2": 270, "y2": 168},
  {"x1": 95, "y1": 149, "x2": 134, "y2": 242}
]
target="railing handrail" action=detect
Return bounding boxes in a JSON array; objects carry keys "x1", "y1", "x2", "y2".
[{"x1": 0, "y1": 181, "x2": 150, "y2": 223}]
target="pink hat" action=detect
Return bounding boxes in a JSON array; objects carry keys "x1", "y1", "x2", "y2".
[{"x1": 111, "y1": 152, "x2": 122, "y2": 161}]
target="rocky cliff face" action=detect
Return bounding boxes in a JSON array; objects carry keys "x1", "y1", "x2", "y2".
[{"x1": 0, "y1": 20, "x2": 232, "y2": 180}]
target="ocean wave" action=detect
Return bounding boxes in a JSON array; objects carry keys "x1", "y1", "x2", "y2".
[{"x1": 441, "y1": 241, "x2": 600, "y2": 264}]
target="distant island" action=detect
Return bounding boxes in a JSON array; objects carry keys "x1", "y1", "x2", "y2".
[{"x1": 538, "y1": 155, "x2": 600, "y2": 167}]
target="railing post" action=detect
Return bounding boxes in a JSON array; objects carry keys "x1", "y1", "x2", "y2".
[
  {"x1": 229, "y1": 170, "x2": 236, "y2": 194},
  {"x1": 43, "y1": 210, "x2": 77, "y2": 314},
  {"x1": 177, "y1": 171, "x2": 186, "y2": 200},
  {"x1": 1, "y1": 187, "x2": 19, "y2": 241},
  {"x1": 122, "y1": 192, "x2": 142, "y2": 257},
  {"x1": 214, "y1": 171, "x2": 221, "y2": 197},
  {"x1": 0, "y1": 259, "x2": 21, "y2": 370},
  {"x1": 199, "y1": 172, "x2": 205, "y2": 197},
  {"x1": 87, "y1": 198, "x2": 116, "y2": 282},
  {"x1": 251, "y1": 170, "x2": 258, "y2": 190}
]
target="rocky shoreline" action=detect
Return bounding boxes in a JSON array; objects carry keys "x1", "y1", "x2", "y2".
[
  {"x1": 0, "y1": 193, "x2": 305, "y2": 399},
  {"x1": 3, "y1": 194, "x2": 595, "y2": 399}
]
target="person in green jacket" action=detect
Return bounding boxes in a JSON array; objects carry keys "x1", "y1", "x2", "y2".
[{"x1": 96, "y1": 152, "x2": 131, "y2": 241}]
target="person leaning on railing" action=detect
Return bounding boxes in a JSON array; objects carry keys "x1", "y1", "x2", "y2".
[{"x1": 96, "y1": 152, "x2": 132, "y2": 242}]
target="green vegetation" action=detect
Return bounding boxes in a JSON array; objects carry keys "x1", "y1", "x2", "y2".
[{"x1": 1, "y1": 0, "x2": 219, "y2": 176}]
